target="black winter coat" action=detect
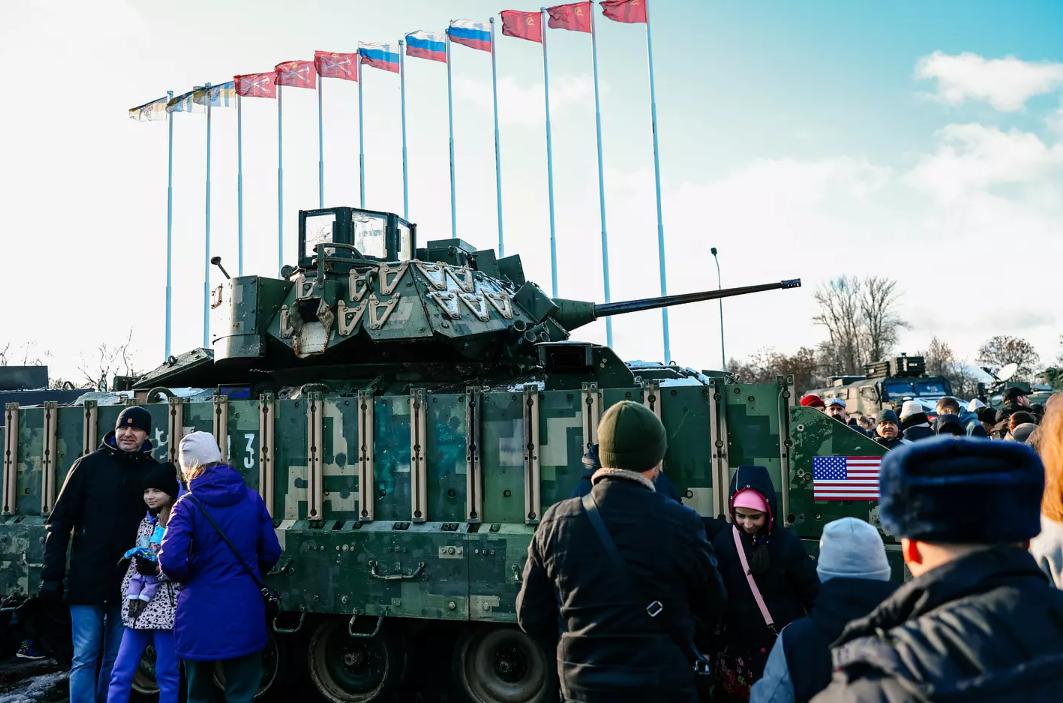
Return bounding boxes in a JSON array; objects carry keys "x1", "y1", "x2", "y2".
[
  {"x1": 41, "y1": 432, "x2": 156, "y2": 605},
  {"x1": 812, "y1": 546, "x2": 1063, "y2": 703},
  {"x1": 711, "y1": 466, "x2": 820, "y2": 677},
  {"x1": 873, "y1": 435, "x2": 905, "y2": 451},
  {"x1": 780, "y1": 578, "x2": 898, "y2": 703},
  {"x1": 900, "y1": 414, "x2": 935, "y2": 442},
  {"x1": 517, "y1": 472, "x2": 727, "y2": 703}
]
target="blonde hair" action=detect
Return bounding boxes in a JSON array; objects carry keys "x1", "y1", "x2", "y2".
[
  {"x1": 182, "y1": 461, "x2": 222, "y2": 483},
  {"x1": 1040, "y1": 394, "x2": 1063, "y2": 522}
]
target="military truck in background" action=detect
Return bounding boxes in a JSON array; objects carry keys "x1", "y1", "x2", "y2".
[
  {"x1": 1, "y1": 206, "x2": 894, "y2": 703},
  {"x1": 809, "y1": 354, "x2": 953, "y2": 420}
]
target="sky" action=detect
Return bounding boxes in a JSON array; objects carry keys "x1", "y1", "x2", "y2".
[{"x1": 1, "y1": 0, "x2": 1061, "y2": 383}]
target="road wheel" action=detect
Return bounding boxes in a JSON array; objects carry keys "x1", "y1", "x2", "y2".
[
  {"x1": 452, "y1": 625, "x2": 556, "y2": 703},
  {"x1": 213, "y1": 630, "x2": 286, "y2": 700},
  {"x1": 307, "y1": 618, "x2": 405, "y2": 703}
]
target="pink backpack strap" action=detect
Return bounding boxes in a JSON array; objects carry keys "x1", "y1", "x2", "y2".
[{"x1": 732, "y1": 525, "x2": 776, "y2": 633}]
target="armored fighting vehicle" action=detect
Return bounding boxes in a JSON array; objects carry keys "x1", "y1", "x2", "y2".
[
  {"x1": 1, "y1": 207, "x2": 892, "y2": 703},
  {"x1": 809, "y1": 354, "x2": 953, "y2": 420}
]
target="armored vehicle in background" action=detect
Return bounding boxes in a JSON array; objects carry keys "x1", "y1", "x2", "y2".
[
  {"x1": 810, "y1": 354, "x2": 953, "y2": 420},
  {"x1": 1, "y1": 207, "x2": 892, "y2": 703}
]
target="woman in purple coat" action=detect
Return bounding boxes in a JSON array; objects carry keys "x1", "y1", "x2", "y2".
[{"x1": 159, "y1": 433, "x2": 281, "y2": 703}]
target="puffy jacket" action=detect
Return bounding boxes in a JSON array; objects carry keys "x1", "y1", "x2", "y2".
[
  {"x1": 517, "y1": 470, "x2": 727, "y2": 703},
  {"x1": 120, "y1": 513, "x2": 180, "y2": 630},
  {"x1": 712, "y1": 466, "x2": 820, "y2": 678},
  {"x1": 41, "y1": 432, "x2": 156, "y2": 605},
  {"x1": 751, "y1": 577, "x2": 897, "y2": 703},
  {"x1": 812, "y1": 546, "x2": 1063, "y2": 703},
  {"x1": 160, "y1": 464, "x2": 281, "y2": 661},
  {"x1": 873, "y1": 435, "x2": 906, "y2": 451}
]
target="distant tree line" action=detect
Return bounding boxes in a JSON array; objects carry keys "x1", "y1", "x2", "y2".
[{"x1": 728, "y1": 276, "x2": 1061, "y2": 396}]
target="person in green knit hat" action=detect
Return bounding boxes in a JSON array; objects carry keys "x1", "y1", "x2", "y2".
[{"x1": 517, "y1": 401, "x2": 727, "y2": 703}]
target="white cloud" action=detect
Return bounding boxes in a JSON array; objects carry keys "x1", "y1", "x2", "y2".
[
  {"x1": 906, "y1": 123, "x2": 1063, "y2": 202},
  {"x1": 915, "y1": 51, "x2": 1063, "y2": 111},
  {"x1": 454, "y1": 74, "x2": 596, "y2": 127}
]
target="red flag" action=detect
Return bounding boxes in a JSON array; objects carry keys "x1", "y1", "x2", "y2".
[
  {"x1": 274, "y1": 60, "x2": 317, "y2": 89},
  {"x1": 234, "y1": 72, "x2": 276, "y2": 99},
  {"x1": 599, "y1": 0, "x2": 647, "y2": 24},
  {"x1": 547, "y1": 3, "x2": 591, "y2": 32},
  {"x1": 314, "y1": 51, "x2": 359, "y2": 81},
  {"x1": 500, "y1": 9, "x2": 543, "y2": 43}
]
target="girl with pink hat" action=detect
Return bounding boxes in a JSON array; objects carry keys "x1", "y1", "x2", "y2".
[{"x1": 709, "y1": 466, "x2": 820, "y2": 701}]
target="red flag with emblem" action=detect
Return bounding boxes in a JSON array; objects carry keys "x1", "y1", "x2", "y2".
[
  {"x1": 599, "y1": 0, "x2": 647, "y2": 23},
  {"x1": 274, "y1": 60, "x2": 317, "y2": 89},
  {"x1": 547, "y1": 3, "x2": 592, "y2": 32},
  {"x1": 314, "y1": 51, "x2": 359, "y2": 81},
  {"x1": 500, "y1": 9, "x2": 543, "y2": 43},
  {"x1": 234, "y1": 72, "x2": 276, "y2": 98}
]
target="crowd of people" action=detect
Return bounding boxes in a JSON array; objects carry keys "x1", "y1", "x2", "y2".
[
  {"x1": 799, "y1": 386, "x2": 1052, "y2": 450},
  {"x1": 36, "y1": 407, "x2": 279, "y2": 703},
  {"x1": 517, "y1": 393, "x2": 1063, "y2": 703},
  {"x1": 24, "y1": 386, "x2": 1063, "y2": 703}
]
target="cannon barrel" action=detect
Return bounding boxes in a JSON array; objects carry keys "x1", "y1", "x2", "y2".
[{"x1": 551, "y1": 279, "x2": 801, "y2": 332}]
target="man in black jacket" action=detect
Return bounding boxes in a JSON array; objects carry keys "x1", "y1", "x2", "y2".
[
  {"x1": 813, "y1": 438, "x2": 1063, "y2": 703},
  {"x1": 517, "y1": 401, "x2": 727, "y2": 703},
  {"x1": 872, "y1": 409, "x2": 905, "y2": 451},
  {"x1": 40, "y1": 406, "x2": 157, "y2": 703}
]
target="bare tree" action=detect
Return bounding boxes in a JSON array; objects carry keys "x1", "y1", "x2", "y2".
[
  {"x1": 919, "y1": 336, "x2": 978, "y2": 398},
  {"x1": 0, "y1": 341, "x2": 47, "y2": 367},
  {"x1": 728, "y1": 347, "x2": 827, "y2": 395},
  {"x1": 77, "y1": 329, "x2": 140, "y2": 392},
  {"x1": 813, "y1": 276, "x2": 865, "y2": 375},
  {"x1": 976, "y1": 335, "x2": 1041, "y2": 381},
  {"x1": 0, "y1": 342, "x2": 9, "y2": 366},
  {"x1": 860, "y1": 276, "x2": 908, "y2": 362}
]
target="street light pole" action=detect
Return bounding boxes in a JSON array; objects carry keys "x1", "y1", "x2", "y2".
[{"x1": 711, "y1": 247, "x2": 725, "y2": 370}]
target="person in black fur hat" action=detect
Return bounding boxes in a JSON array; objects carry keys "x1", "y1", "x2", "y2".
[{"x1": 813, "y1": 438, "x2": 1063, "y2": 703}]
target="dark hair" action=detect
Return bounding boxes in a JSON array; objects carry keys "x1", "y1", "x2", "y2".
[
  {"x1": 1009, "y1": 412, "x2": 1038, "y2": 430},
  {"x1": 936, "y1": 397, "x2": 961, "y2": 414}
]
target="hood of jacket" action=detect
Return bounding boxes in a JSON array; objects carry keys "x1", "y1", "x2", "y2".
[
  {"x1": 728, "y1": 465, "x2": 779, "y2": 533},
  {"x1": 811, "y1": 577, "x2": 897, "y2": 640},
  {"x1": 900, "y1": 412, "x2": 931, "y2": 432},
  {"x1": 933, "y1": 415, "x2": 965, "y2": 436},
  {"x1": 101, "y1": 430, "x2": 154, "y2": 458},
  {"x1": 188, "y1": 464, "x2": 248, "y2": 508}
]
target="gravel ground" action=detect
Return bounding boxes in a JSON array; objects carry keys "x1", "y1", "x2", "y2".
[{"x1": 0, "y1": 659, "x2": 66, "y2": 703}]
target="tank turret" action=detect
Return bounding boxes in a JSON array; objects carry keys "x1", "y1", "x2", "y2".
[{"x1": 139, "y1": 207, "x2": 800, "y2": 392}]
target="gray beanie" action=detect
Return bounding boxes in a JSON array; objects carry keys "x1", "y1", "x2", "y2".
[
  {"x1": 178, "y1": 431, "x2": 222, "y2": 472},
  {"x1": 817, "y1": 517, "x2": 892, "y2": 582}
]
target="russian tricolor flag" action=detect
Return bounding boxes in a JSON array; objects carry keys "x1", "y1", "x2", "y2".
[
  {"x1": 358, "y1": 42, "x2": 400, "y2": 74},
  {"x1": 448, "y1": 19, "x2": 491, "y2": 52},
  {"x1": 405, "y1": 31, "x2": 447, "y2": 64}
]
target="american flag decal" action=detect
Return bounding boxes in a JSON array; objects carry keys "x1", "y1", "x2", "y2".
[{"x1": 812, "y1": 456, "x2": 881, "y2": 501}]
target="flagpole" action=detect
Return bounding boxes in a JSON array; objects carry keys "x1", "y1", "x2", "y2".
[
  {"x1": 237, "y1": 93, "x2": 244, "y2": 276},
  {"x1": 399, "y1": 40, "x2": 409, "y2": 220},
  {"x1": 358, "y1": 59, "x2": 365, "y2": 208},
  {"x1": 541, "y1": 8, "x2": 558, "y2": 298},
  {"x1": 590, "y1": 8, "x2": 612, "y2": 348},
  {"x1": 165, "y1": 90, "x2": 174, "y2": 360},
  {"x1": 278, "y1": 83, "x2": 284, "y2": 277},
  {"x1": 204, "y1": 82, "x2": 212, "y2": 349},
  {"x1": 446, "y1": 34, "x2": 457, "y2": 238},
  {"x1": 318, "y1": 72, "x2": 324, "y2": 208},
  {"x1": 490, "y1": 17, "x2": 504, "y2": 257},
  {"x1": 645, "y1": 0, "x2": 670, "y2": 363}
]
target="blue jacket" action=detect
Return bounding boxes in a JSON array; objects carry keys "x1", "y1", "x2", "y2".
[{"x1": 160, "y1": 464, "x2": 281, "y2": 661}]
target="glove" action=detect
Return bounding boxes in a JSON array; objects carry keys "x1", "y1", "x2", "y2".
[
  {"x1": 37, "y1": 580, "x2": 63, "y2": 602},
  {"x1": 134, "y1": 555, "x2": 158, "y2": 576}
]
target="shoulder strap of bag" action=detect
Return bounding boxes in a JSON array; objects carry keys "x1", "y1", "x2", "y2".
[
  {"x1": 186, "y1": 493, "x2": 267, "y2": 591},
  {"x1": 732, "y1": 524, "x2": 775, "y2": 631},
  {"x1": 581, "y1": 491, "x2": 703, "y2": 663}
]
